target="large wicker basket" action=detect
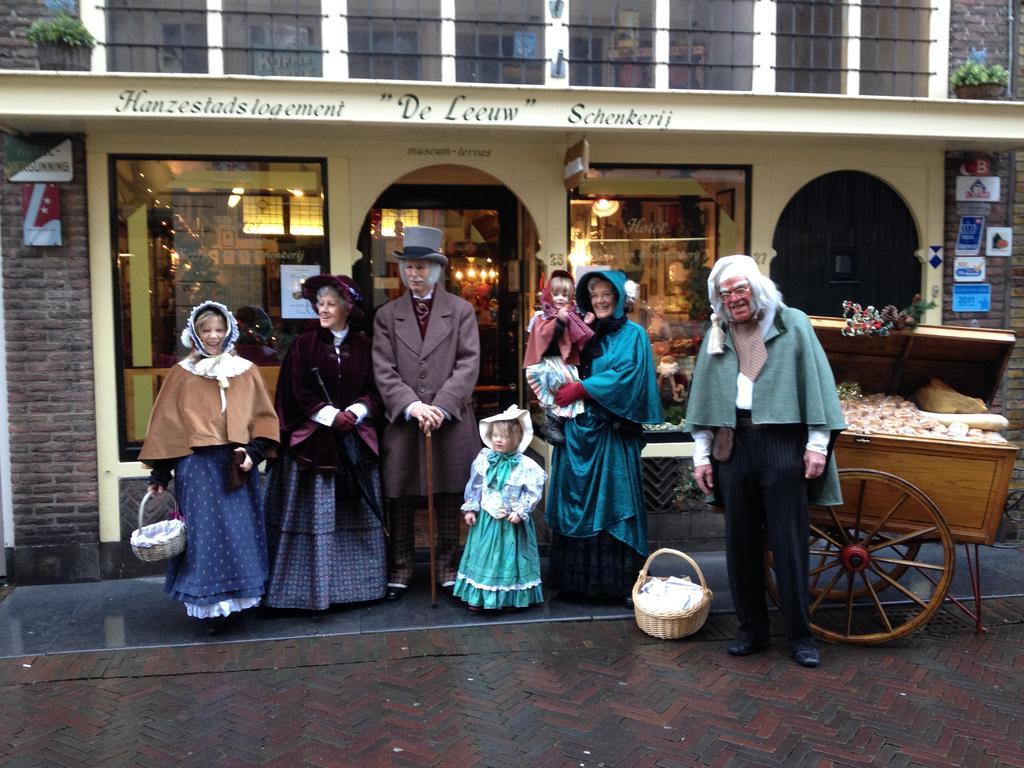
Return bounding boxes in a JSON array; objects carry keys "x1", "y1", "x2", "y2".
[
  {"x1": 632, "y1": 548, "x2": 712, "y2": 640},
  {"x1": 131, "y1": 490, "x2": 186, "y2": 562}
]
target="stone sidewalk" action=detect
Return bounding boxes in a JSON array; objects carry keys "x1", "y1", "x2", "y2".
[{"x1": 0, "y1": 597, "x2": 1021, "y2": 767}]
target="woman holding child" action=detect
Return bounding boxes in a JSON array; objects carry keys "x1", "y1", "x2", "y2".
[{"x1": 544, "y1": 269, "x2": 661, "y2": 605}]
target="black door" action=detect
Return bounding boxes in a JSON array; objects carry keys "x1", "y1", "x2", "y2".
[
  {"x1": 770, "y1": 171, "x2": 920, "y2": 317},
  {"x1": 360, "y1": 184, "x2": 521, "y2": 419}
]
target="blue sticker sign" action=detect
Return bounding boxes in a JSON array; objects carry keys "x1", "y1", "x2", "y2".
[
  {"x1": 955, "y1": 215, "x2": 985, "y2": 256},
  {"x1": 952, "y1": 284, "x2": 991, "y2": 313}
]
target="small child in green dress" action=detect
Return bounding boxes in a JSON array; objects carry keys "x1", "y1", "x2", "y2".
[{"x1": 453, "y1": 406, "x2": 548, "y2": 612}]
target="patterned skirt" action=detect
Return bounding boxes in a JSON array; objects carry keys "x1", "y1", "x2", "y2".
[
  {"x1": 262, "y1": 450, "x2": 386, "y2": 609},
  {"x1": 453, "y1": 512, "x2": 543, "y2": 610},
  {"x1": 164, "y1": 446, "x2": 268, "y2": 617}
]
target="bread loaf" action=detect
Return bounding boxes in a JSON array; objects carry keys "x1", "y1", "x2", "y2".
[{"x1": 912, "y1": 378, "x2": 987, "y2": 414}]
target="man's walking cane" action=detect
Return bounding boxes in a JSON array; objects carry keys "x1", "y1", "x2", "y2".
[{"x1": 424, "y1": 430, "x2": 438, "y2": 609}]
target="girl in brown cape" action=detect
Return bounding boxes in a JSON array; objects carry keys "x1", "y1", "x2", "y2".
[{"x1": 140, "y1": 301, "x2": 279, "y2": 631}]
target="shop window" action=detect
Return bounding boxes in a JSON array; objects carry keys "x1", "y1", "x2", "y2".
[
  {"x1": 347, "y1": 0, "x2": 442, "y2": 81},
  {"x1": 454, "y1": 0, "x2": 546, "y2": 85},
  {"x1": 668, "y1": 0, "x2": 755, "y2": 91},
  {"x1": 106, "y1": 0, "x2": 208, "y2": 73},
  {"x1": 222, "y1": 0, "x2": 323, "y2": 77},
  {"x1": 569, "y1": 166, "x2": 750, "y2": 427},
  {"x1": 569, "y1": 0, "x2": 655, "y2": 88},
  {"x1": 112, "y1": 157, "x2": 328, "y2": 459},
  {"x1": 859, "y1": 0, "x2": 930, "y2": 97}
]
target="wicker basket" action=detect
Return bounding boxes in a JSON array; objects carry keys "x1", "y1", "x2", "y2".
[
  {"x1": 131, "y1": 490, "x2": 186, "y2": 562},
  {"x1": 632, "y1": 548, "x2": 712, "y2": 640}
]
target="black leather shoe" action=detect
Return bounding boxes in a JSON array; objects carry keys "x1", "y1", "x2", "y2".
[
  {"x1": 793, "y1": 647, "x2": 820, "y2": 668},
  {"x1": 384, "y1": 586, "x2": 406, "y2": 601},
  {"x1": 726, "y1": 637, "x2": 770, "y2": 656}
]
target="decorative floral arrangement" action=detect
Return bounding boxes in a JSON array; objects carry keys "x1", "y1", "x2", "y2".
[
  {"x1": 26, "y1": 0, "x2": 95, "y2": 49},
  {"x1": 949, "y1": 48, "x2": 1008, "y2": 89},
  {"x1": 841, "y1": 301, "x2": 891, "y2": 337}
]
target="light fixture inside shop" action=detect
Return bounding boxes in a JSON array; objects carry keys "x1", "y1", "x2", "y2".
[
  {"x1": 242, "y1": 195, "x2": 285, "y2": 235},
  {"x1": 227, "y1": 187, "x2": 245, "y2": 208},
  {"x1": 289, "y1": 196, "x2": 324, "y2": 236},
  {"x1": 380, "y1": 208, "x2": 420, "y2": 237},
  {"x1": 592, "y1": 198, "x2": 620, "y2": 218}
]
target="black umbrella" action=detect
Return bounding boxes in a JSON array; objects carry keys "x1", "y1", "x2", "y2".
[{"x1": 312, "y1": 367, "x2": 387, "y2": 535}]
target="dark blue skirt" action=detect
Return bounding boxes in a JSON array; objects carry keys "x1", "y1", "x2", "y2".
[{"x1": 165, "y1": 446, "x2": 268, "y2": 611}]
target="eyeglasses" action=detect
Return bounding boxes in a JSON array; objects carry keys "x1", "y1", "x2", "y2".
[{"x1": 719, "y1": 284, "x2": 751, "y2": 300}]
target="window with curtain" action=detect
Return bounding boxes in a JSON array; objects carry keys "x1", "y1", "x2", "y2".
[
  {"x1": 106, "y1": 0, "x2": 208, "y2": 73},
  {"x1": 112, "y1": 157, "x2": 328, "y2": 459},
  {"x1": 569, "y1": 0, "x2": 655, "y2": 88},
  {"x1": 347, "y1": 0, "x2": 443, "y2": 81},
  {"x1": 454, "y1": 0, "x2": 546, "y2": 85},
  {"x1": 222, "y1": 0, "x2": 323, "y2": 77}
]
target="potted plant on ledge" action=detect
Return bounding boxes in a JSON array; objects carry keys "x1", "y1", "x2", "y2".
[
  {"x1": 950, "y1": 48, "x2": 1009, "y2": 100},
  {"x1": 26, "y1": 0, "x2": 95, "y2": 72}
]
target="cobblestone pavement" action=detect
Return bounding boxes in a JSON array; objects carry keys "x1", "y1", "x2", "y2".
[{"x1": 0, "y1": 598, "x2": 1021, "y2": 767}]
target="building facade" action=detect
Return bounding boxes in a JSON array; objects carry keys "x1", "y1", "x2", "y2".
[{"x1": 1, "y1": 0, "x2": 1022, "y2": 583}]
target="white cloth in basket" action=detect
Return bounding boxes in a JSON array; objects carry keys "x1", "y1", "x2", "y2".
[
  {"x1": 635, "y1": 575, "x2": 705, "y2": 614},
  {"x1": 130, "y1": 519, "x2": 186, "y2": 548}
]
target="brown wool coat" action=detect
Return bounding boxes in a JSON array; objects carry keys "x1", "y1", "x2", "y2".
[
  {"x1": 138, "y1": 362, "x2": 279, "y2": 463},
  {"x1": 372, "y1": 286, "x2": 481, "y2": 497}
]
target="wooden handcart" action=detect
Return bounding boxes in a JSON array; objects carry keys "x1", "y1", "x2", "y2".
[{"x1": 767, "y1": 318, "x2": 1018, "y2": 645}]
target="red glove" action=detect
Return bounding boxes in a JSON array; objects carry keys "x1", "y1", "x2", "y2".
[
  {"x1": 333, "y1": 410, "x2": 357, "y2": 433},
  {"x1": 554, "y1": 381, "x2": 588, "y2": 407}
]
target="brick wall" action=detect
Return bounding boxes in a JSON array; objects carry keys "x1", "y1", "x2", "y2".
[
  {"x1": 1, "y1": 134, "x2": 101, "y2": 581},
  {"x1": 0, "y1": 1, "x2": 46, "y2": 70},
  {"x1": 1010, "y1": 2, "x2": 1024, "y2": 496}
]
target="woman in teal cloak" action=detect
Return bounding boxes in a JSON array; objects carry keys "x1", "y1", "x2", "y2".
[{"x1": 547, "y1": 270, "x2": 662, "y2": 603}]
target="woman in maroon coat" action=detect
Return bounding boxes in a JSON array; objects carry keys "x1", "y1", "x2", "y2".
[{"x1": 262, "y1": 274, "x2": 386, "y2": 609}]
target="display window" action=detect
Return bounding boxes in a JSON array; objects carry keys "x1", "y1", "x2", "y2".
[
  {"x1": 568, "y1": 165, "x2": 750, "y2": 428},
  {"x1": 111, "y1": 157, "x2": 328, "y2": 459}
]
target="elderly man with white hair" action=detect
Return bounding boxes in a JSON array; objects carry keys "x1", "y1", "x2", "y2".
[{"x1": 684, "y1": 255, "x2": 845, "y2": 668}]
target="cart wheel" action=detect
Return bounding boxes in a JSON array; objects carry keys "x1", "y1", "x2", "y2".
[{"x1": 766, "y1": 468, "x2": 955, "y2": 645}]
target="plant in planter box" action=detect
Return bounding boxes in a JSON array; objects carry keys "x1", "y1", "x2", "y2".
[
  {"x1": 949, "y1": 48, "x2": 1009, "y2": 99},
  {"x1": 26, "y1": 0, "x2": 95, "y2": 72}
]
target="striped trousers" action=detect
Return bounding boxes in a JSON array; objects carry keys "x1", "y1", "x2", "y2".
[{"x1": 716, "y1": 422, "x2": 813, "y2": 646}]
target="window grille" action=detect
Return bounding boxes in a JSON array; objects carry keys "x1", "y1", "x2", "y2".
[
  {"x1": 454, "y1": 0, "x2": 546, "y2": 85},
  {"x1": 347, "y1": 0, "x2": 443, "y2": 81},
  {"x1": 775, "y1": 0, "x2": 843, "y2": 94},
  {"x1": 668, "y1": 0, "x2": 755, "y2": 90},
  {"x1": 569, "y1": 0, "x2": 656, "y2": 88},
  {"x1": 859, "y1": 0, "x2": 931, "y2": 97},
  {"x1": 222, "y1": 0, "x2": 323, "y2": 77},
  {"x1": 105, "y1": 0, "x2": 208, "y2": 74}
]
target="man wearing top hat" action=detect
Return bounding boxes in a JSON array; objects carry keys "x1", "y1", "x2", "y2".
[{"x1": 372, "y1": 225, "x2": 482, "y2": 600}]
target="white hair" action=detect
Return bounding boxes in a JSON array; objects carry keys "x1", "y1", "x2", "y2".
[
  {"x1": 705, "y1": 255, "x2": 783, "y2": 355},
  {"x1": 399, "y1": 262, "x2": 443, "y2": 289}
]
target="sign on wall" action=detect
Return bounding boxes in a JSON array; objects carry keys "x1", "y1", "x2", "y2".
[
  {"x1": 953, "y1": 257, "x2": 985, "y2": 282},
  {"x1": 5, "y1": 136, "x2": 73, "y2": 182},
  {"x1": 986, "y1": 227, "x2": 1011, "y2": 256},
  {"x1": 955, "y1": 176, "x2": 1000, "y2": 203},
  {"x1": 952, "y1": 284, "x2": 991, "y2": 313},
  {"x1": 279, "y1": 264, "x2": 320, "y2": 319},
  {"x1": 954, "y1": 215, "x2": 984, "y2": 256},
  {"x1": 22, "y1": 183, "x2": 62, "y2": 246}
]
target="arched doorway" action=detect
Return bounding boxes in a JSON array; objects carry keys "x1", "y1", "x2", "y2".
[
  {"x1": 357, "y1": 165, "x2": 539, "y2": 418},
  {"x1": 771, "y1": 171, "x2": 920, "y2": 317}
]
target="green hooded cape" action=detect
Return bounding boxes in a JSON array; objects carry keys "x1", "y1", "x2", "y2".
[
  {"x1": 685, "y1": 304, "x2": 846, "y2": 505},
  {"x1": 544, "y1": 270, "x2": 662, "y2": 554}
]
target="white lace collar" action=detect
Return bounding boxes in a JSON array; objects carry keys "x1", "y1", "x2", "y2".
[{"x1": 179, "y1": 353, "x2": 253, "y2": 411}]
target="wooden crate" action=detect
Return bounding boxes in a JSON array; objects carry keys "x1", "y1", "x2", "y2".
[{"x1": 811, "y1": 318, "x2": 1018, "y2": 546}]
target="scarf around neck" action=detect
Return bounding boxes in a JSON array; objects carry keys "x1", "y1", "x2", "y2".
[
  {"x1": 729, "y1": 320, "x2": 767, "y2": 381},
  {"x1": 485, "y1": 449, "x2": 519, "y2": 490}
]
